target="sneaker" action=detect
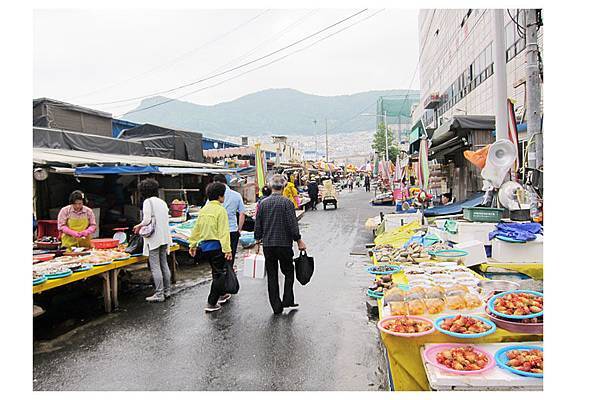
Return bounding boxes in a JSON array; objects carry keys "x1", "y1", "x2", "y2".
[
  {"x1": 204, "y1": 303, "x2": 222, "y2": 313},
  {"x1": 146, "y1": 293, "x2": 165, "y2": 303},
  {"x1": 164, "y1": 291, "x2": 171, "y2": 299},
  {"x1": 283, "y1": 303, "x2": 299, "y2": 310},
  {"x1": 218, "y1": 294, "x2": 232, "y2": 304}
]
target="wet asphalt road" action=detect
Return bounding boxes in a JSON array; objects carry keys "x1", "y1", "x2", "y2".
[{"x1": 33, "y1": 189, "x2": 391, "y2": 391}]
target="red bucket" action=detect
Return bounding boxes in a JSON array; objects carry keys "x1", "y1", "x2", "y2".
[{"x1": 170, "y1": 203, "x2": 187, "y2": 217}]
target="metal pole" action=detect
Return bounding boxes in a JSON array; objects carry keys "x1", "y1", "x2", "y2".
[
  {"x1": 525, "y1": 9, "x2": 543, "y2": 169},
  {"x1": 492, "y1": 9, "x2": 508, "y2": 141},
  {"x1": 313, "y1": 119, "x2": 318, "y2": 161},
  {"x1": 325, "y1": 118, "x2": 329, "y2": 163},
  {"x1": 384, "y1": 111, "x2": 389, "y2": 161}
]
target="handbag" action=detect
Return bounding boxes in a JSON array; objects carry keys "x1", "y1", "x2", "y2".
[
  {"x1": 294, "y1": 250, "x2": 314, "y2": 286},
  {"x1": 224, "y1": 261, "x2": 240, "y2": 294},
  {"x1": 125, "y1": 234, "x2": 144, "y2": 254},
  {"x1": 139, "y1": 198, "x2": 156, "y2": 238}
]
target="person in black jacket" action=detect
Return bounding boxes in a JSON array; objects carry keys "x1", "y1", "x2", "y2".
[
  {"x1": 254, "y1": 174, "x2": 307, "y2": 314},
  {"x1": 307, "y1": 179, "x2": 319, "y2": 210},
  {"x1": 364, "y1": 174, "x2": 371, "y2": 192}
]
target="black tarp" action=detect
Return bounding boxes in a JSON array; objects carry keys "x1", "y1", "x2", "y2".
[
  {"x1": 431, "y1": 115, "x2": 495, "y2": 147},
  {"x1": 119, "y1": 124, "x2": 204, "y2": 162},
  {"x1": 33, "y1": 127, "x2": 148, "y2": 156}
]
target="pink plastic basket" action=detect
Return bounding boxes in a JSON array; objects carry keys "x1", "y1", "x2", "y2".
[
  {"x1": 377, "y1": 315, "x2": 435, "y2": 338},
  {"x1": 424, "y1": 343, "x2": 496, "y2": 375}
]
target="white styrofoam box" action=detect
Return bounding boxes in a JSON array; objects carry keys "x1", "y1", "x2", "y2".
[
  {"x1": 446, "y1": 221, "x2": 497, "y2": 245},
  {"x1": 454, "y1": 240, "x2": 488, "y2": 267},
  {"x1": 491, "y1": 235, "x2": 543, "y2": 263},
  {"x1": 243, "y1": 254, "x2": 266, "y2": 279},
  {"x1": 383, "y1": 212, "x2": 422, "y2": 232}
]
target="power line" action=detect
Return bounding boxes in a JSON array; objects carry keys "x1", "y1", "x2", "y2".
[
  {"x1": 67, "y1": 9, "x2": 270, "y2": 101},
  {"x1": 207, "y1": 9, "x2": 318, "y2": 76},
  {"x1": 89, "y1": 9, "x2": 369, "y2": 107},
  {"x1": 118, "y1": 9, "x2": 384, "y2": 118}
]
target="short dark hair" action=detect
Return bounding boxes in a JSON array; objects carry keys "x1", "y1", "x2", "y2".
[
  {"x1": 206, "y1": 182, "x2": 226, "y2": 201},
  {"x1": 442, "y1": 192, "x2": 452, "y2": 200},
  {"x1": 212, "y1": 174, "x2": 227, "y2": 184},
  {"x1": 69, "y1": 190, "x2": 85, "y2": 204},
  {"x1": 262, "y1": 186, "x2": 272, "y2": 197},
  {"x1": 138, "y1": 179, "x2": 160, "y2": 200}
]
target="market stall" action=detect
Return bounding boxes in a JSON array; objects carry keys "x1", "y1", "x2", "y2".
[
  {"x1": 33, "y1": 244, "x2": 180, "y2": 312},
  {"x1": 365, "y1": 214, "x2": 543, "y2": 391}
]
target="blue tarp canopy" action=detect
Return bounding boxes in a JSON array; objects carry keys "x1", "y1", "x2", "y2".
[
  {"x1": 75, "y1": 165, "x2": 159, "y2": 176},
  {"x1": 423, "y1": 192, "x2": 485, "y2": 217}
]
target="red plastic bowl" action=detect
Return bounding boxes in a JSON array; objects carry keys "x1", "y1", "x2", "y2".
[
  {"x1": 485, "y1": 307, "x2": 543, "y2": 334},
  {"x1": 90, "y1": 238, "x2": 119, "y2": 249},
  {"x1": 33, "y1": 254, "x2": 55, "y2": 262}
]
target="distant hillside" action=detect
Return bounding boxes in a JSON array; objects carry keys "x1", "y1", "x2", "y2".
[{"x1": 122, "y1": 88, "x2": 419, "y2": 136}]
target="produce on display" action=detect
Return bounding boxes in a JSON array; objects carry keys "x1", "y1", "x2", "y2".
[
  {"x1": 492, "y1": 292, "x2": 543, "y2": 316},
  {"x1": 435, "y1": 346, "x2": 490, "y2": 371},
  {"x1": 367, "y1": 264, "x2": 398, "y2": 274},
  {"x1": 505, "y1": 349, "x2": 543, "y2": 374},
  {"x1": 373, "y1": 242, "x2": 432, "y2": 264},
  {"x1": 380, "y1": 316, "x2": 433, "y2": 334},
  {"x1": 368, "y1": 275, "x2": 394, "y2": 293},
  {"x1": 439, "y1": 315, "x2": 493, "y2": 334}
]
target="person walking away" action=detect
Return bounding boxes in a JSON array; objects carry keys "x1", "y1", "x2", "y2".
[
  {"x1": 307, "y1": 180, "x2": 319, "y2": 210},
  {"x1": 133, "y1": 179, "x2": 173, "y2": 302},
  {"x1": 211, "y1": 174, "x2": 245, "y2": 263},
  {"x1": 57, "y1": 190, "x2": 97, "y2": 250},
  {"x1": 283, "y1": 181, "x2": 299, "y2": 208},
  {"x1": 254, "y1": 175, "x2": 307, "y2": 314},
  {"x1": 364, "y1": 175, "x2": 371, "y2": 192},
  {"x1": 189, "y1": 183, "x2": 232, "y2": 312},
  {"x1": 348, "y1": 176, "x2": 354, "y2": 192}
]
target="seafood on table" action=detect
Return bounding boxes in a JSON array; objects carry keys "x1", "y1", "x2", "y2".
[
  {"x1": 381, "y1": 316, "x2": 433, "y2": 334},
  {"x1": 505, "y1": 349, "x2": 543, "y2": 373},
  {"x1": 436, "y1": 346, "x2": 490, "y2": 371},
  {"x1": 493, "y1": 292, "x2": 543, "y2": 316},
  {"x1": 438, "y1": 315, "x2": 493, "y2": 334},
  {"x1": 369, "y1": 274, "x2": 395, "y2": 293},
  {"x1": 373, "y1": 242, "x2": 431, "y2": 264}
]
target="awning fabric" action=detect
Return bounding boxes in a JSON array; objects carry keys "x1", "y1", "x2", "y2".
[
  {"x1": 157, "y1": 167, "x2": 233, "y2": 175},
  {"x1": 431, "y1": 115, "x2": 495, "y2": 147},
  {"x1": 75, "y1": 166, "x2": 159, "y2": 175}
]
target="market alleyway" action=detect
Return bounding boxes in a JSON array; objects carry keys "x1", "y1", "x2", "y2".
[{"x1": 33, "y1": 189, "x2": 391, "y2": 391}]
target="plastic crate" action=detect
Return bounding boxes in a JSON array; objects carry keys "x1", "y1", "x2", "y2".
[{"x1": 462, "y1": 206, "x2": 503, "y2": 223}]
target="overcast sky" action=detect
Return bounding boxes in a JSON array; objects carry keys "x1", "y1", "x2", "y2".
[{"x1": 34, "y1": 9, "x2": 419, "y2": 116}]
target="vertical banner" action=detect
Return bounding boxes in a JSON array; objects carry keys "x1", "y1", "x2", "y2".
[
  {"x1": 418, "y1": 138, "x2": 430, "y2": 191},
  {"x1": 507, "y1": 99, "x2": 520, "y2": 181}
]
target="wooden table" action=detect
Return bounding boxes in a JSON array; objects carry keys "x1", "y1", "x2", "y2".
[{"x1": 33, "y1": 244, "x2": 180, "y2": 312}]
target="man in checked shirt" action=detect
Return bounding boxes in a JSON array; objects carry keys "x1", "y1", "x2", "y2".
[{"x1": 254, "y1": 174, "x2": 307, "y2": 314}]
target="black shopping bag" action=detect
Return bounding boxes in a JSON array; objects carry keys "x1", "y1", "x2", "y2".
[
  {"x1": 294, "y1": 250, "x2": 314, "y2": 286},
  {"x1": 224, "y1": 261, "x2": 240, "y2": 294},
  {"x1": 125, "y1": 234, "x2": 144, "y2": 254}
]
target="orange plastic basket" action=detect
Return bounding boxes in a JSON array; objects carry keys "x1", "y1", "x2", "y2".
[{"x1": 90, "y1": 238, "x2": 119, "y2": 249}]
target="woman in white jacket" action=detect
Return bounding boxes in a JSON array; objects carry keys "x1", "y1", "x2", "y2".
[{"x1": 133, "y1": 179, "x2": 173, "y2": 302}]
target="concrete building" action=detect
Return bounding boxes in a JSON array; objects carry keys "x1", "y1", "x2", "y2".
[
  {"x1": 413, "y1": 9, "x2": 543, "y2": 132},
  {"x1": 410, "y1": 9, "x2": 543, "y2": 201}
]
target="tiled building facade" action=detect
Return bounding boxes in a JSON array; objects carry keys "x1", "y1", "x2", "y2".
[{"x1": 412, "y1": 9, "x2": 543, "y2": 131}]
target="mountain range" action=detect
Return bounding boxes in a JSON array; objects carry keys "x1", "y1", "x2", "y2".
[{"x1": 122, "y1": 88, "x2": 419, "y2": 137}]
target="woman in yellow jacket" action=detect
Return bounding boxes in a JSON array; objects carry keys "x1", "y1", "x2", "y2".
[
  {"x1": 189, "y1": 182, "x2": 232, "y2": 313},
  {"x1": 283, "y1": 181, "x2": 299, "y2": 208}
]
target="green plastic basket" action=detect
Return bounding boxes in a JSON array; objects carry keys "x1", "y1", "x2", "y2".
[{"x1": 463, "y1": 206, "x2": 503, "y2": 223}]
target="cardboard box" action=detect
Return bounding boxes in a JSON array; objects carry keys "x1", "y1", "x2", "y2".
[{"x1": 243, "y1": 254, "x2": 266, "y2": 279}]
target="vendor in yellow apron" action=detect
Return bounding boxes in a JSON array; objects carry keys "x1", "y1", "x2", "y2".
[
  {"x1": 61, "y1": 215, "x2": 92, "y2": 248},
  {"x1": 57, "y1": 190, "x2": 96, "y2": 249}
]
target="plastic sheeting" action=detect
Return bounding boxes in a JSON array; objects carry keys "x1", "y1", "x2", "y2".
[
  {"x1": 33, "y1": 127, "x2": 147, "y2": 156},
  {"x1": 119, "y1": 124, "x2": 204, "y2": 162}
]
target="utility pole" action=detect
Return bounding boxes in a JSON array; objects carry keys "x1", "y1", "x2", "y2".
[
  {"x1": 525, "y1": 9, "x2": 543, "y2": 169},
  {"x1": 313, "y1": 119, "x2": 318, "y2": 161},
  {"x1": 492, "y1": 9, "x2": 508, "y2": 141},
  {"x1": 325, "y1": 118, "x2": 329, "y2": 163},
  {"x1": 384, "y1": 110, "x2": 389, "y2": 161}
]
